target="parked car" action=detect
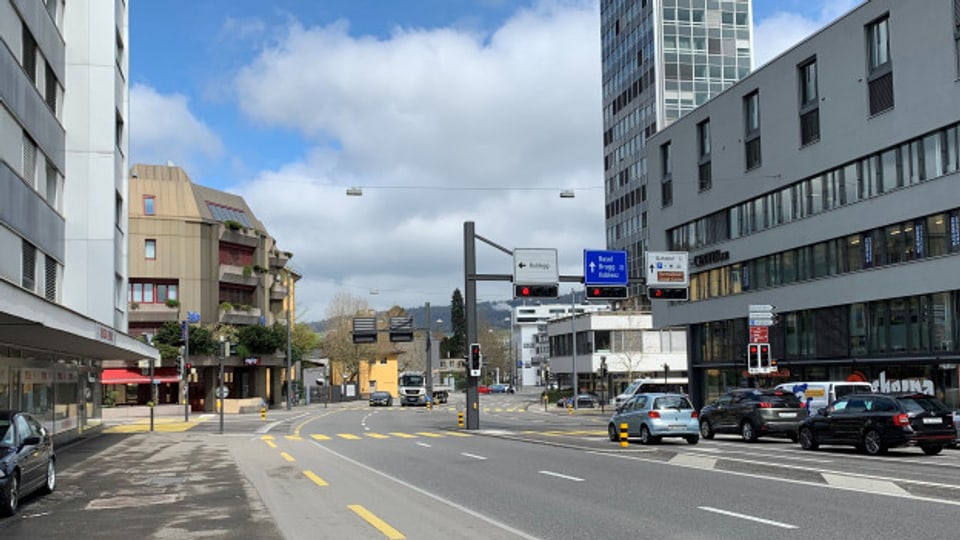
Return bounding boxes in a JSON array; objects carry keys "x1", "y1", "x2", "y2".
[
  {"x1": 557, "y1": 393, "x2": 600, "y2": 408},
  {"x1": 478, "y1": 385, "x2": 492, "y2": 394},
  {"x1": 608, "y1": 393, "x2": 699, "y2": 445},
  {"x1": 0, "y1": 411, "x2": 56, "y2": 516},
  {"x1": 368, "y1": 391, "x2": 393, "y2": 407},
  {"x1": 699, "y1": 388, "x2": 806, "y2": 442},
  {"x1": 797, "y1": 393, "x2": 956, "y2": 455},
  {"x1": 490, "y1": 384, "x2": 514, "y2": 394},
  {"x1": 774, "y1": 381, "x2": 873, "y2": 412}
]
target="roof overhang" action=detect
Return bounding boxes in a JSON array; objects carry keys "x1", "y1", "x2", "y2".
[{"x1": 0, "y1": 280, "x2": 159, "y2": 361}]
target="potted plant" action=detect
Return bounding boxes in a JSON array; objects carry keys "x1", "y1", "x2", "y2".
[{"x1": 165, "y1": 298, "x2": 180, "y2": 308}]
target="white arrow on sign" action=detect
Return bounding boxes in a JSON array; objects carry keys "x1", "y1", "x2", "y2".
[
  {"x1": 748, "y1": 304, "x2": 776, "y2": 312},
  {"x1": 749, "y1": 312, "x2": 776, "y2": 319},
  {"x1": 750, "y1": 319, "x2": 776, "y2": 326}
]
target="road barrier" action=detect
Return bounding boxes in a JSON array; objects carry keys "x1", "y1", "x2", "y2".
[
  {"x1": 458, "y1": 411, "x2": 464, "y2": 428},
  {"x1": 261, "y1": 407, "x2": 267, "y2": 421},
  {"x1": 620, "y1": 423, "x2": 628, "y2": 448}
]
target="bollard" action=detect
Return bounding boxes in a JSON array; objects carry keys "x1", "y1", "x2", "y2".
[
  {"x1": 567, "y1": 401, "x2": 573, "y2": 415},
  {"x1": 458, "y1": 411, "x2": 464, "y2": 428},
  {"x1": 619, "y1": 422, "x2": 628, "y2": 448},
  {"x1": 261, "y1": 407, "x2": 267, "y2": 421}
]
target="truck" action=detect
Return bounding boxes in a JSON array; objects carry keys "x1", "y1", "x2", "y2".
[{"x1": 398, "y1": 371, "x2": 451, "y2": 406}]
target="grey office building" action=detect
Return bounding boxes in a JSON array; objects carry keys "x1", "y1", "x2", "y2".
[
  {"x1": 645, "y1": 0, "x2": 960, "y2": 408},
  {"x1": 601, "y1": 0, "x2": 753, "y2": 297}
]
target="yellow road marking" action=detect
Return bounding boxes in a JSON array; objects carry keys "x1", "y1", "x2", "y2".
[
  {"x1": 280, "y1": 452, "x2": 295, "y2": 462},
  {"x1": 311, "y1": 434, "x2": 331, "y2": 441},
  {"x1": 348, "y1": 505, "x2": 406, "y2": 539},
  {"x1": 303, "y1": 470, "x2": 328, "y2": 487},
  {"x1": 285, "y1": 435, "x2": 303, "y2": 441},
  {"x1": 264, "y1": 440, "x2": 278, "y2": 448},
  {"x1": 261, "y1": 435, "x2": 275, "y2": 440},
  {"x1": 338, "y1": 433, "x2": 362, "y2": 440},
  {"x1": 445, "y1": 431, "x2": 472, "y2": 437},
  {"x1": 389, "y1": 432, "x2": 417, "y2": 438},
  {"x1": 415, "y1": 432, "x2": 444, "y2": 438},
  {"x1": 366, "y1": 433, "x2": 390, "y2": 439}
]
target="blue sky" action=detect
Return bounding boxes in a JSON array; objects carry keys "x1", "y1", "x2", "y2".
[{"x1": 128, "y1": 0, "x2": 863, "y2": 320}]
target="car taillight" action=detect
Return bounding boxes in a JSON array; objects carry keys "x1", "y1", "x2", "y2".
[
  {"x1": 757, "y1": 402, "x2": 773, "y2": 408},
  {"x1": 648, "y1": 411, "x2": 661, "y2": 418},
  {"x1": 893, "y1": 413, "x2": 910, "y2": 427},
  {"x1": 691, "y1": 411, "x2": 699, "y2": 418}
]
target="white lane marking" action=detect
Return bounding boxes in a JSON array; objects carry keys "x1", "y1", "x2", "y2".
[
  {"x1": 460, "y1": 452, "x2": 487, "y2": 460},
  {"x1": 821, "y1": 473, "x2": 910, "y2": 496},
  {"x1": 538, "y1": 470, "x2": 585, "y2": 482},
  {"x1": 698, "y1": 506, "x2": 798, "y2": 529},
  {"x1": 310, "y1": 441, "x2": 543, "y2": 540},
  {"x1": 417, "y1": 442, "x2": 432, "y2": 448}
]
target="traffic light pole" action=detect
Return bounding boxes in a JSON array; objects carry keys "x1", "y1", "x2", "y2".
[{"x1": 183, "y1": 322, "x2": 190, "y2": 422}]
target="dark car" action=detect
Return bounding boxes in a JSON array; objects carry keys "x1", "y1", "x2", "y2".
[
  {"x1": 368, "y1": 391, "x2": 393, "y2": 407},
  {"x1": 557, "y1": 393, "x2": 601, "y2": 408},
  {"x1": 1, "y1": 411, "x2": 56, "y2": 516},
  {"x1": 490, "y1": 384, "x2": 514, "y2": 394},
  {"x1": 699, "y1": 388, "x2": 806, "y2": 442},
  {"x1": 797, "y1": 393, "x2": 956, "y2": 455}
]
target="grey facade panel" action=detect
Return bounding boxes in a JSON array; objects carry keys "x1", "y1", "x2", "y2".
[
  {"x1": 0, "y1": 160, "x2": 65, "y2": 262},
  {"x1": 0, "y1": 40, "x2": 66, "y2": 173},
  {"x1": 13, "y1": 0, "x2": 65, "y2": 83}
]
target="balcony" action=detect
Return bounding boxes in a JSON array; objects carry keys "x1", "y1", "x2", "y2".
[
  {"x1": 219, "y1": 305, "x2": 262, "y2": 326},
  {"x1": 128, "y1": 302, "x2": 179, "y2": 324},
  {"x1": 269, "y1": 250, "x2": 290, "y2": 268},
  {"x1": 270, "y1": 283, "x2": 289, "y2": 301},
  {"x1": 219, "y1": 264, "x2": 261, "y2": 287},
  {"x1": 219, "y1": 225, "x2": 260, "y2": 248}
]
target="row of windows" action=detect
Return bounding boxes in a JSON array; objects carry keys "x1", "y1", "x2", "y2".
[
  {"x1": 691, "y1": 291, "x2": 960, "y2": 365},
  {"x1": 207, "y1": 202, "x2": 252, "y2": 227},
  {"x1": 689, "y1": 209, "x2": 960, "y2": 302},
  {"x1": 20, "y1": 240, "x2": 58, "y2": 302},
  {"x1": 21, "y1": 21, "x2": 62, "y2": 120},
  {"x1": 670, "y1": 121, "x2": 960, "y2": 250},
  {"x1": 129, "y1": 281, "x2": 178, "y2": 304}
]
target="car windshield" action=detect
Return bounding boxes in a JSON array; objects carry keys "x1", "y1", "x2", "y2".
[
  {"x1": 835, "y1": 384, "x2": 872, "y2": 398},
  {"x1": 0, "y1": 420, "x2": 12, "y2": 447},
  {"x1": 897, "y1": 395, "x2": 951, "y2": 414},
  {"x1": 653, "y1": 396, "x2": 692, "y2": 410},
  {"x1": 751, "y1": 391, "x2": 802, "y2": 407},
  {"x1": 621, "y1": 381, "x2": 641, "y2": 395},
  {"x1": 400, "y1": 375, "x2": 424, "y2": 386}
]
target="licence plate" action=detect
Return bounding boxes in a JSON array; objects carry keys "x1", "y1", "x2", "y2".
[
  {"x1": 668, "y1": 425, "x2": 686, "y2": 430},
  {"x1": 922, "y1": 417, "x2": 943, "y2": 424},
  {"x1": 779, "y1": 412, "x2": 797, "y2": 418}
]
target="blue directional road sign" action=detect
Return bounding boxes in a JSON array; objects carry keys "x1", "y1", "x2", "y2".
[{"x1": 583, "y1": 249, "x2": 628, "y2": 285}]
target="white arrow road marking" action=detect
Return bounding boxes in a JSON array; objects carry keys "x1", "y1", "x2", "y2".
[
  {"x1": 461, "y1": 452, "x2": 487, "y2": 461},
  {"x1": 698, "y1": 507, "x2": 797, "y2": 529},
  {"x1": 416, "y1": 442, "x2": 431, "y2": 448},
  {"x1": 538, "y1": 470, "x2": 585, "y2": 482}
]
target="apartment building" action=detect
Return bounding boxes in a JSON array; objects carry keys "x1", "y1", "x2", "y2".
[
  {"x1": 124, "y1": 164, "x2": 298, "y2": 411},
  {"x1": 1, "y1": 0, "x2": 157, "y2": 443},
  {"x1": 601, "y1": 0, "x2": 753, "y2": 298},
  {"x1": 645, "y1": 0, "x2": 960, "y2": 408}
]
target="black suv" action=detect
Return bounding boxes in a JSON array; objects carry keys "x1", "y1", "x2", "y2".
[
  {"x1": 699, "y1": 388, "x2": 805, "y2": 442},
  {"x1": 797, "y1": 393, "x2": 956, "y2": 455}
]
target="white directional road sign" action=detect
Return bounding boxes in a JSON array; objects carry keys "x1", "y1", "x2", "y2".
[
  {"x1": 645, "y1": 251, "x2": 689, "y2": 287},
  {"x1": 513, "y1": 248, "x2": 558, "y2": 284},
  {"x1": 749, "y1": 312, "x2": 776, "y2": 319},
  {"x1": 748, "y1": 304, "x2": 776, "y2": 312},
  {"x1": 750, "y1": 319, "x2": 776, "y2": 326}
]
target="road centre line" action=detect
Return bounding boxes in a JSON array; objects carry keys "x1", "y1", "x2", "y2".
[
  {"x1": 538, "y1": 470, "x2": 585, "y2": 482},
  {"x1": 303, "y1": 470, "x2": 328, "y2": 487},
  {"x1": 347, "y1": 504, "x2": 406, "y2": 540},
  {"x1": 698, "y1": 506, "x2": 797, "y2": 529},
  {"x1": 280, "y1": 452, "x2": 295, "y2": 462},
  {"x1": 461, "y1": 452, "x2": 487, "y2": 461}
]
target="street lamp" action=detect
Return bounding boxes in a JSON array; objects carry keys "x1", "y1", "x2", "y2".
[
  {"x1": 570, "y1": 288, "x2": 578, "y2": 409},
  {"x1": 285, "y1": 276, "x2": 293, "y2": 411}
]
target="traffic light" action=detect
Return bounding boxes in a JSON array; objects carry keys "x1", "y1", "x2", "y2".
[
  {"x1": 389, "y1": 316, "x2": 414, "y2": 342},
  {"x1": 514, "y1": 284, "x2": 559, "y2": 298},
  {"x1": 647, "y1": 287, "x2": 688, "y2": 300},
  {"x1": 185, "y1": 363, "x2": 192, "y2": 374},
  {"x1": 585, "y1": 286, "x2": 628, "y2": 299},
  {"x1": 759, "y1": 344, "x2": 772, "y2": 373},
  {"x1": 747, "y1": 343, "x2": 760, "y2": 373},
  {"x1": 469, "y1": 343, "x2": 482, "y2": 375},
  {"x1": 177, "y1": 355, "x2": 184, "y2": 378}
]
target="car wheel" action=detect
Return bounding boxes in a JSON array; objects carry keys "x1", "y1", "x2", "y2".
[
  {"x1": 639, "y1": 425, "x2": 660, "y2": 444},
  {"x1": 608, "y1": 423, "x2": 619, "y2": 442},
  {"x1": 685, "y1": 435, "x2": 699, "y2": 445},
  {"x1": 40, "y1": 459, "x2": 56, "y2": 495},
  {"x1": 699, "y1": 419, "x2": 714, "y2": 439},
  {"x1": 921, "y1": 444, "x2": 944, "y2": 456},
  {"x1": 862, "y1": 429, "x2": 886, "y2": 455},
  {"x1": 0, "y1": 473, "x2": 18, "y2": 517},
  {"x1": 740, "y1": 420, "x2": 758, "y2": 442},
  {"x1": 798, "y1": 427, "x2": 819, "y2": 450}
]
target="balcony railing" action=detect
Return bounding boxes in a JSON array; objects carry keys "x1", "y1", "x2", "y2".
[
  {"x1": 270, "y1": 283, "x2": 288, "y2": 301},
  {"x1": 128, "y1": 303, "x2": 179, "y2": 323},
  {"x1": 219, "y1": 305, "x2": 262, "y2": 326},
  {"x1": 219, "y1": 226, "x2": 260, "y2": 248},
  {"x1": 269, "y1": 251, "x2": 290, "y2": 268},
  {"x1": 219, "y1": 264, "x2": 261, "y2": 287}
]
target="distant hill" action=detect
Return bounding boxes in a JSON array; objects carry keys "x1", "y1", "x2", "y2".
[{"x1": 307, "y1": 293, "x2": 580, "y2": 333}]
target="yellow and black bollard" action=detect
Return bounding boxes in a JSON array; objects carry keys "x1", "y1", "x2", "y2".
[
  {"x1": 458, "y1": 411, "x2": 464, "y2": 428},
  {"x1": 567, "y1": 400, "x2": 573, "y2": 415},
  {"x1": 619, "y1": 422, "x2": 628, "y2": 448},
  {"x1": 261, "y1": 406, "x2": 267, "y2": 421}
]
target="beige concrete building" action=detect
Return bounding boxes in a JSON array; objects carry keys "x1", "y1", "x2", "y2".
[{"x1": 121, "y1": 164, "x2": 299, "y2": 411}]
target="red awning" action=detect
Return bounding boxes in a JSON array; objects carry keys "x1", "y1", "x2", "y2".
[{"x1": 102, "y1": 367, "x2": 180, "y2": 385}]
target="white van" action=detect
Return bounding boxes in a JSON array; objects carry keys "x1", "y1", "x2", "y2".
[
  {"x1": 614, "y1": 377, "x2": 688, "y2": 408},
  {"x1": 774, "y1": 381, "x2": 873, "y2": 412}
]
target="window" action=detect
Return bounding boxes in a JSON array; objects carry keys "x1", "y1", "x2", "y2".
[
  {"x1": 22, "y1": 132, "x2": 38, "y2": 188},
  {"x1": 697, "y1": 119, "x2": 712, "y2": 191},
  {"x1": 145, "y1": 239, "x2": 156, "y2": 260},
  {"x1": 661, "y1": 142, "x2": 673, "y2": 207},
  {"x1": 144, "y1": 196, "x2": 156, "y2": 216},
  {"x1": 22, "y1": 241, "x2": 37, "y2": 291},
  {"x1": 955, "y1": 0, "x2": 960, "y2": 78},
  {"x1": 21, "y1": 23, "x2": 37, "y2": 83},
  {"x1": 744, "y1": 91, "x2": 761, "y2": 169},
  {"x1": 44, "y1": 255, "x2": 57, "y2": 301},
  {"x1": 798, "y1": 58, "x2": 820, "y2": 145},
  {"x1": 130, "y1": 280, "x2": 177, "y2": 304},
  {"x1": 866, "y1": 16, "x2": 894, "y2": 115}
]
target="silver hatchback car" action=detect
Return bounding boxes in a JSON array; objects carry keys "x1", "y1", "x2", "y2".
[{"x1": 608, "y1": 392, "x2": 700, "y2": 445}]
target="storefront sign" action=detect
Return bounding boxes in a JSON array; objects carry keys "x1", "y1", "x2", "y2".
[
  {"x1": 692, "y1": 249, "x2": 730, "y2": 267},
  {"x1": 871, "y1": 370, "x2": 934, "y2": 395}
]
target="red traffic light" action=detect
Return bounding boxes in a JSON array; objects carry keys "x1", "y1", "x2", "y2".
[
  {"x1": 647, "y1": 287, "x2": 688, "y2": 300},
  {"x1": 585, "y1": 286, "x2": 628, "y2": 299},
  {"x1": 514, "y1": 284, "x2": 558, "y2": 298},
  {"x1": 749, "y1": 345, "x2": 758, "y2": 355}
]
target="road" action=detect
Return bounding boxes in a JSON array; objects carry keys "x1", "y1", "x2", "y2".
[{"x1": 3, "y1": 393, "x2": 960, "y2": 538}]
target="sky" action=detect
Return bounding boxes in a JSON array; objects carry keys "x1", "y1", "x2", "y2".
[{"x1": 128, "y1": 0, "x2": 863, "y2": 322}]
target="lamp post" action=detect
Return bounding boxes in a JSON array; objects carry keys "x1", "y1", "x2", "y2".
[
  {"x1": 570, "y1": 288, "x2": 578, "y2": 410},
  {"x1": 286, "y1": 278, "x2": 293, "y2": 411},
  {"x1": 142, "y1": 333, "x2": 155, "y2": 432}
]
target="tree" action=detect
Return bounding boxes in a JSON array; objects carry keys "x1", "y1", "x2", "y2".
[
  {"x1": 447, "y1": 289, "x2": 466, "y2": 360},
  {"x1": 477, "y1": 318, "x2": 510, "y2": 384},
  {"x1": 321, "y1": 292, "x2": 375, "y2": 382},
  {"x1": 290, "y1": 322, "x2": 320, "y2": 363}
]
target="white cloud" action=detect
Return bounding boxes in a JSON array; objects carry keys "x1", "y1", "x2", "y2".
[
  {"x1": 753, "y1": 0, "x2": 863, "y2": 67},
  {"x1": 129, "y1": 84, "x2": 224, "y2": 171},
  {"x1": 230, "y1": 1, "x2": 605, "y2": 315}
]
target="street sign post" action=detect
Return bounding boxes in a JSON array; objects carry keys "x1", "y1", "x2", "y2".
[
  {"x1": 583, "y1": 249, "x2": 628, "y2": 285},
  {"x1": 645, "y1": 251, "x2": 689, "y2": 287},
  {"x1": 513, "y1": 248, "x2": 558, "y2": 284}
]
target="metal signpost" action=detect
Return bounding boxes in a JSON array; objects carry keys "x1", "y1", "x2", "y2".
[{"x1": 747, "y1": 304, "x2": 777, "y2": 374}]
